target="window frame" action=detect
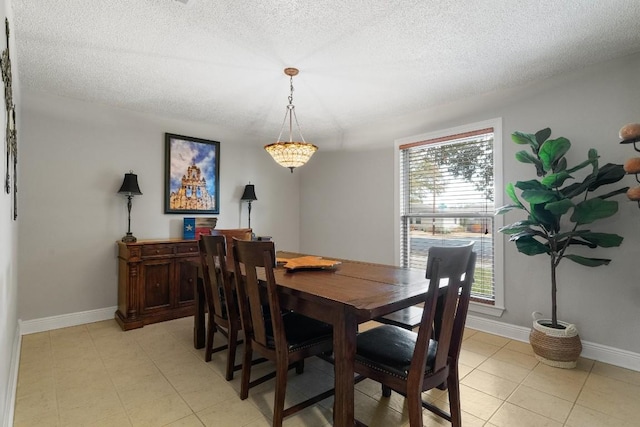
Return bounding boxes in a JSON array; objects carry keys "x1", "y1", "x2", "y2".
[{"x1": 394, "y1": 118, "x2": 505, "y2": 317}]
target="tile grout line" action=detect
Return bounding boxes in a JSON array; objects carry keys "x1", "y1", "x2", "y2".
[{"x1": 87, "y1": 323, "x2": 136, "y2": 427}]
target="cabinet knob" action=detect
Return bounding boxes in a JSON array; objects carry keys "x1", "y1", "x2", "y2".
[
  {"x1": 156, "y1": 250, "x2": 160, "y2": 254},
  {"x1": 156, "y1": 283, "x2": 160, "y2": 288}
]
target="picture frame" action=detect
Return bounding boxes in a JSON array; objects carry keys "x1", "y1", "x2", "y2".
[{"x1": 165, "y1": 133, "x2": 220, "y2": 214}]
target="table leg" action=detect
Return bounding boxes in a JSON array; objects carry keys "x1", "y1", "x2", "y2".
[
  {"x1": 333, "y1": 307, "x2": 357, "y2": 427},
  {"x1": 193, "y1": 277, "x2": 205, "y2": 349}
]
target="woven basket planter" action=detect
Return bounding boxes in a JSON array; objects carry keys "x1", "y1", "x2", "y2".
[{"x1": 529, "y1": 312, "x2": 582, "y2": 369}]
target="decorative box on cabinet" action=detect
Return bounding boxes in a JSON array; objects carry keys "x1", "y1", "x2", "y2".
[{"x1": 116, "y1": 239, "x2": 199, "y2": 330}]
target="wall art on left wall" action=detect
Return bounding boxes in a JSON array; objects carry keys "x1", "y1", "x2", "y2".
[{"x1": 1, "y1": 18, "x2": 17, "y2": 220}]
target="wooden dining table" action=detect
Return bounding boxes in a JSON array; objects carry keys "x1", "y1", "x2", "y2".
[{"x1": 192, "y1": 251, "x2": 431, "y2": 427}]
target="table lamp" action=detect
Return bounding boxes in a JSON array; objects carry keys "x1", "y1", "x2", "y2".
[
  {"x1": 118, "y1": 171, "x2": 143, "y2": 242},
  {"x1": 241, "y1": 183, "x2": 257, "y2": 228}
]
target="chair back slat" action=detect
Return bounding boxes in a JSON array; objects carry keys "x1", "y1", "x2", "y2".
[
  {"x1": 449, "y1": 251, "x2": 477, "y2": 361},
  {"x1": 407, "y1": 258, "x2": 442, "y2": 388},
  {"x1": 233, "y1": 239, "x2": 286, "y2": 350},
  {"x1": 212, "y1": 228, "x2": 252, "y2": 267},
  {"x1": 199, "y1": 235, "x2": 230, "y2": 320}
]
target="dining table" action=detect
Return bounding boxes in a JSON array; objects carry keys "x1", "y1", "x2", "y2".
[{"x1": 192, "y1": 251, "x2": 431, "y2": 427}]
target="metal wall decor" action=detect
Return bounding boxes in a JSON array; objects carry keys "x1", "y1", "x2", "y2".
[{"x1": 1, "y1": 18, "x2": 17, "y2": 219}]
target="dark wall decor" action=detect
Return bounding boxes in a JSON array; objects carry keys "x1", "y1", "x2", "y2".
[
  {"x1": 165, "y1": 133, "x2": 220, "y2": 214},
  {"x1": 1, "y1": 18, "x2": 17, "y2": 219}
]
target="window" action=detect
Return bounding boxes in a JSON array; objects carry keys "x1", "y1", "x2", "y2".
[{"x1": 395, "y1": 119, "x2": 504, "y2": 316}]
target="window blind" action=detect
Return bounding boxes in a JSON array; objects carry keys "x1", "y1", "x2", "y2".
[{"x1": 400, "y1": 128, "x2": 496, "y2": 303}]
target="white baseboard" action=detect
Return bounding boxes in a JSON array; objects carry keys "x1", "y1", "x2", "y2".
[
  {"x1": 19, "y1": 306, "x2": 117, "y2": 335},
  {"x1": 3, "y1": 322, "x2": 21, "y2": 427},
  {"x1": 466, "y1": 315, "x2": 640, "y2": 372}
]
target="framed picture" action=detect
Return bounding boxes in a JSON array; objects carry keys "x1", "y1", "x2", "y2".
[{"x1": 165, "y1": 133, "x2": 220, "y2": 214}]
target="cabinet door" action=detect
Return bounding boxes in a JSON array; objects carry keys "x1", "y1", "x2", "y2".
[
  {"x1": 176, "y1": 257, "x2": 198, "y2": 306},
  {"x1": 141, "y1": 259, "x2": 173, "y2": 312}
]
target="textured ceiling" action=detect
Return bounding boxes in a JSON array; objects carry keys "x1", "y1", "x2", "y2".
[{"x1": 11, "y1": 1, "x2": 640, "y2": 148}]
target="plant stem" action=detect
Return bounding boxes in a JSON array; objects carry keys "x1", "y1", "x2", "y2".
[{"x1": 551, "y1": 254, "x2": 557, "y2": 327}]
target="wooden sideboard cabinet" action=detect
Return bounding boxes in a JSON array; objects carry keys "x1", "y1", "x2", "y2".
[{"x1": 116, "y1": 239, "x2": 199, "y2": 330}]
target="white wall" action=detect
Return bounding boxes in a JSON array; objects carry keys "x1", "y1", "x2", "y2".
[
  {"x1": 300, "y1": 147, "x2": 395, "y2": 264},
  {"x1": 301, "y1": 53, "x2": 640, "y2": 354},
  {"x1": 17, "y1": 90, "x2": 301, "y2": 321}
]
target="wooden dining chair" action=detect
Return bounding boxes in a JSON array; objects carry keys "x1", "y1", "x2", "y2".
[
  {"x1": 198, "y1": 235, "x2": 244, "y2": 380},
  {"x1": 232, "y1": 239, "x2": 335, "y2": 427},
  {"x1": 354, "y1": 243, "x2": 476, "y2": 427}
]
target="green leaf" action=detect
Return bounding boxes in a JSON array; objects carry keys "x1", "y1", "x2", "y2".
[
  {"x1": 579, "y1": 232, "x2": 624, "y2": 247},
  {"x1": 521, "y1": 189, "x2": 557, "y2": 204},
  {"x1": 512, "y1": 131, "x2": 538, "y2": 149},
  {"x1": 571, "y1": 198, "x2": 619, "y2": 224},
  {"x1": 545, "y1": 199, "x2": 574, "y2": 215},
  {"x1": 515, "y1": 235, "x2": 550, "y2": 255},
  {"x1": 515, "y1": 150, "x2": 536, "y2": 163},
  {"x1": 598, "y1": 187, "x2": 629, "y2": 200},
  {"x1": 541, "y1": 171, "x2": 572, "y2": 188},
  {"x1": 554, "y1": 157, "x2": 567, "y2": 173},
  {"x1": 562, "y1": 175, "x2": 596, "y2": 199},
  {"x1": 588, "y1": 163, "x2": 626, "y2": 191},
  {"x1": 539, "y1": 137, "x2": 570, "y2": 172},
  {"x1": 564, "y1": 254, "x2": 611, "y2": 267},
  {"x1": 565, "y1": 157, "x2": 596, "y2": 174},
  {"x1": 515, "y1": 180, "x2": 547, "y2": 191},
  {"x1": 505, "y1": 183, "x2": 524, "y2": 207},
  {"x1": 499, "y1": 221, "x2": 538, "y2": 235},
  {"x1": 495, "y1": 204, "x2": 523, "y2": 215},
  {"x1": 556, "y1": 237, "x2": 597, "y2": 249},
  {"x1": 535, "y1": 128, "x2": 552, "y2": 145},
  {"x1": 531, "y1": 204, "x2": 559, "y2": 232}
]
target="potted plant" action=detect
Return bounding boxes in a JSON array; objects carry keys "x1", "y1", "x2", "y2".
[{"x1": 497, "y1": 127, "x2": 628, "y2": 368}]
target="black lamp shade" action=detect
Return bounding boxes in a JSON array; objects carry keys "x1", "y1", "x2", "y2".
[
  {"x1": 118, "y1": 172, "x2": 143, "y2": 195},
  {"x1": 241, "y1": 184, "x2": 257, "y2": 201}
]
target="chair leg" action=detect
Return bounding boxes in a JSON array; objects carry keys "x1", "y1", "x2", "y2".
[
  {"x1": 407, "y1": 388, "x2": 424, "y2": 427},
  {"x1": 447, "y1": 368, "x2": 462, "y2": 427},
  {"x1": 381, "y1": 384, "x2": 392, "y2": 397},
  {"x1": 295, "y1": 359, "x2": 304, "y2": 374},
  {"x1": 240, "y1": 342, "x2": 253, "y2": 400},
  {"x1": 205, "y1": 315, "x2": 216, "y2": 362},
  {"x1": 225, "y1": 325, "x2": 239, "y2": 381},
  {"x1": 273, "y1": 357, "x2": 289, "y2": 427}
]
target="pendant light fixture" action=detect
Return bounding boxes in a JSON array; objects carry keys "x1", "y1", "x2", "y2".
[{"x1": 264, "y1": 67, "x2": 318, "y2": 173}]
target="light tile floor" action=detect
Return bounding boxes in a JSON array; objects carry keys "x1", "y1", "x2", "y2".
[{"x1": 13, "y1": 317, "x2": 640, "y2": 426}]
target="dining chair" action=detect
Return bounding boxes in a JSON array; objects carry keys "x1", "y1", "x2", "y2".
[
  {"x1": 198, "y1": 235, "x2": 244, "y2": 380},
  {"x1": 232, "y1": 238, "x2": 335, "y2": 427},
  {"x1": 354, "y1": 243, "x2": 476, "y2": 427}
]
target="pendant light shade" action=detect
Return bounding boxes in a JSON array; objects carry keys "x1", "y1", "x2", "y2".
[
  {"x1": 264, "y1": 141, "x2": 317, "y2": 171},
  {"x1": 264, "y1": 68, "x2": 318, "y2": 173}
]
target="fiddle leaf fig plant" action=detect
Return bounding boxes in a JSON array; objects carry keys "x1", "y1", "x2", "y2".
[{"x1": 496, "y1": 128, "x2": 629, "y2": 328}]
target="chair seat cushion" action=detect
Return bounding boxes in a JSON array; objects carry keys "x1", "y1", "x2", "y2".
[
  {"x1": 266, "y1": 312, "x2": 332, "y2": 350},
  {"x1": 356, "y1": 324, "x2": 437, "y2": 377}
]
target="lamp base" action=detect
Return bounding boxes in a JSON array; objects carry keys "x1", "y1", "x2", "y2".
[{"x1": 122, "y1": 233, "x2": 137, "y2": 243}]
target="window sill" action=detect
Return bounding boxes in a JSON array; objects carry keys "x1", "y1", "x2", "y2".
[{"x1": 469, "y1": 301, "x2": 505, "y2": 317}]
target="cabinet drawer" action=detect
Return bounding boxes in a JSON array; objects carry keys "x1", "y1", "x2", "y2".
[
  {"x1": 141, "y1": 244, "x2": 174, "y2": 257},
  {"x1": 176, "y1": 242, "x2": 199, "y2": 255}
]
